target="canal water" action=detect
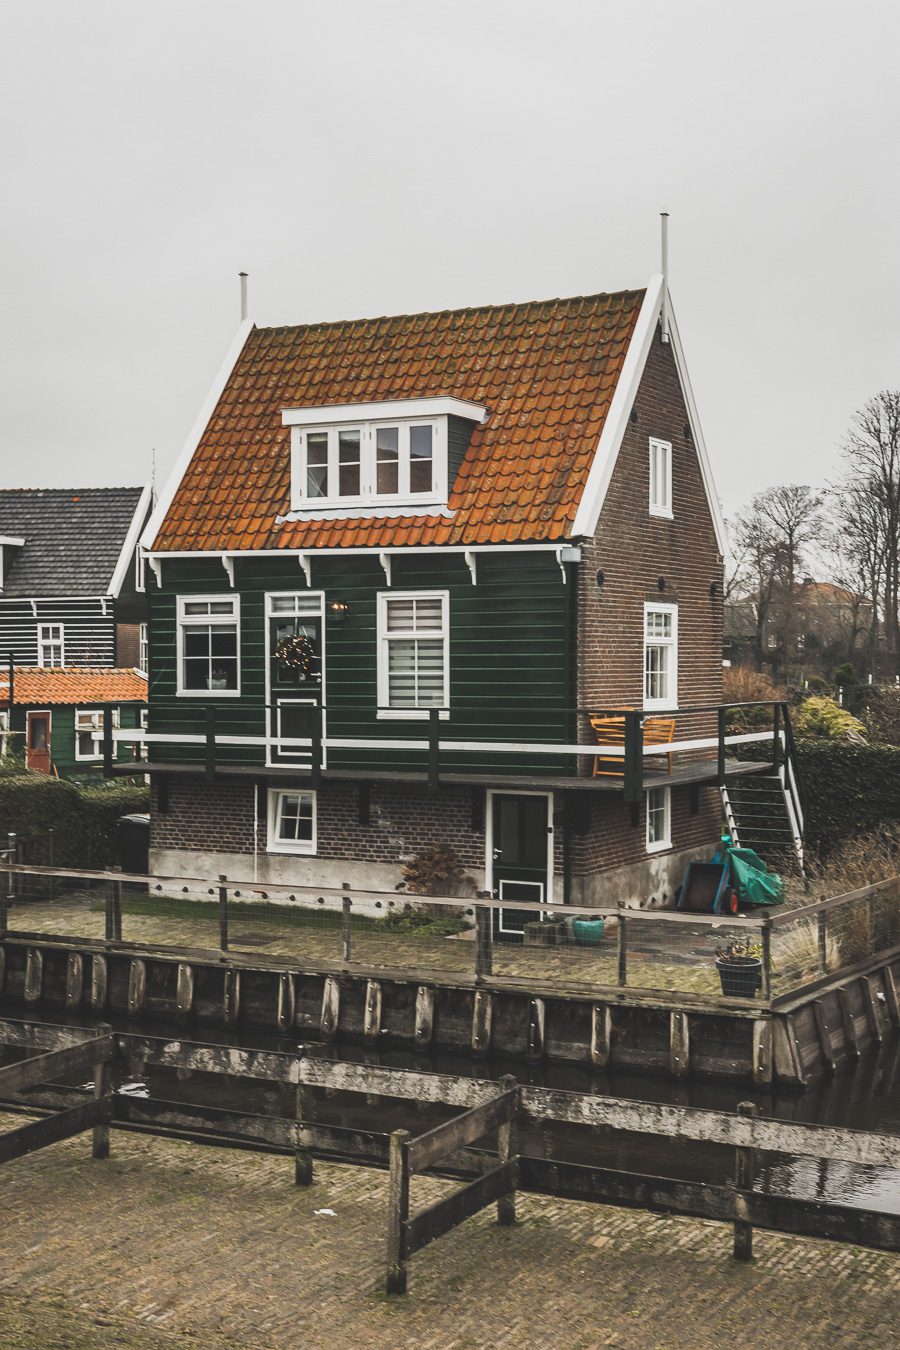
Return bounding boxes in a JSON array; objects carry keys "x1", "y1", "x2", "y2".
[{"x1": 5, "y1": 1003, "x2": 899, "y2": 1214}]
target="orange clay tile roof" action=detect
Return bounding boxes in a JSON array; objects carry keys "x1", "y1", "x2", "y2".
[
  {"x1": 0, "y1": 667, "x2": 148, "y2": 706},
  {"x1": 153, "y1": 288, "x2": 645, "y2": 552}
]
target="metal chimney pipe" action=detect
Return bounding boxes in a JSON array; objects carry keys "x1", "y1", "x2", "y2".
[
  {"x1": 239, "y1": 272, "x2": 248, "y2": 323},
  {"x1": 660, "y1": 214, "x2": 670, "y2": 344}
]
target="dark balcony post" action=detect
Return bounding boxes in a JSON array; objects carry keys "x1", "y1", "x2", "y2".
[
  {"x1": 427, "y1": 707, "x2": 440, "y2": 793},
  {"x1": 102, "y1": 703, "x2": 114, "y2": 778},
  {"x1": 310, "y1": 702, "x2": 322, "y2": 789},
  {"x1": 205, "y1": 706, "x2": 216, "y2": 783},
  {"x1": 772, "y1": 703, "x2": 782, "y2": 772},
  {"x1": 717, "y1": 706, "x2": 727, "y2": 783},
  {"x1": 623, "y1": 712, "x2": 643, "y2": 805}
]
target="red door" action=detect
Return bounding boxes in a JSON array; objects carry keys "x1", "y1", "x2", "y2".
[{"x1": 26, "y1": 711, "x2": 51, "y2": 773}]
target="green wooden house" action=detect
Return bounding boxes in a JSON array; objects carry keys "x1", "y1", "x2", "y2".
[
  {"x1": 129, "y1": 273, "x2": 804, "y2": 921},
  {"x1": 1, "y1": 666, "x2": 147, "y2": 778}
]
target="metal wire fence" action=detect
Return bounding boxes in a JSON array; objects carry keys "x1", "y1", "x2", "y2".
[{"x1": 2, "y1": 857, "x2": 897, "y2": 1005}]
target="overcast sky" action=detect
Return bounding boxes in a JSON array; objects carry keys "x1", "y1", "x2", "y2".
[{"x1": 1, "y1": 0, "x2": 898, "y2": 523}]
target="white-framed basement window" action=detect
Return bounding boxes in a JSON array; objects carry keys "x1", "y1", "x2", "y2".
[
  {"x1": 38, "y1": 623, "x2": 65, "y2": 668},
  {"x1": 643, "y1": 603, "x2": 678, "y2": 709},
  {"x1": 649, "y1": 438, "x2": 672, "y2": 518},
  {"x1": 377, "y1": 591, "x2": 449, "y2": 719},
  {"x1": 74, "y1": 707, "x2": 119, "y2": 761},
  {"x1": 290, "y1": 419, "x2": 446, "y2": 511},
  {"x1": 645, "y1": 785, "x2": 672, "y2": 853},
  {"x1": 267, "y1": 787, "x2": 317, "y2": 854},
  {"x1": 176, "y1": 596, "x2": 240, "y2": 696}
]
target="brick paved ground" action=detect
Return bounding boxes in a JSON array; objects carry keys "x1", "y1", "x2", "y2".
[{"x1": 0, "y1": 1113, "x2": 897, "y2": 1349}]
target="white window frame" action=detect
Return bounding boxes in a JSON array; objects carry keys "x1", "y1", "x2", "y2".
[
  {"x1": 135, "y1": 546, "x2": 146, "y2": 593},
  {"x1": 37, "y1": 623, "x2": 65, "y2": 668},
  {"x1": 648, "y1": 437, "x2": 673, "y2": 519},
  {"x1": 0, "y1": 708, "x2": 9, "y2": 757},
  {"x1": 176, "y1": 595, "x2": 241, "y2": 698},
  {"x1": 74, "y1": 707, "x2": 120, "y2": 761},
  {"x1": 138, "y1": 622, "x2": 149, "y2": 676},
  {"x1": 376, "y1": 590, "x2": 450, "y2": 720},
  {"x1": 643, "y1": 603, "x2": 678, "y2": 710},
  {"x1": 290, "y1": 418, "x2": 448, "y2": 512},
  {"x1": 645, "y1": 785, "x2": 672, "y2": 853},
  {"x1": 266, "y1": 787, "x2": 317, "y2": 855}
]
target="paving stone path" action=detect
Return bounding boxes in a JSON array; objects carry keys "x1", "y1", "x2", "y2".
[{"x1": 0, "y1": 1112, "x2": 897, "y2": 1349}]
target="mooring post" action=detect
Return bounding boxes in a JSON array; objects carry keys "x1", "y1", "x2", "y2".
[
  {"x1": 341, "y1": 884, "x2": 352, "y2": 964},
  {"x1": 386, "y1": 1129, "x2": 411, "y2": 1296},
  {"x1": 616, "y1": 907, "x2": 628, "y2": 987},
  {"x1": 294, "y1": 1045, "x2": 314, "y2": 1186},
  {"x1": 496, "y1": 1074, "x2": 519, "y2": 1227},
  {"x1": 733, "y1": 1100, "x2": 758, "y2": 1261},
  {"x1": 475, "y1": 903, "x2": 492, "y2": 980},
  {"x1": 218, "y1": 873, "x2": 229, "y2": 952},
  {"x1": 112, "y1": 869, "x2": 123, "y2": 941},
  {"x1": 817, "y1": 909, "x2": 828, "y2": 974},
  {"x1": 760, "y1": 916, "x2": 772, "y2": 1000},
  {"x1": 104, "y1": 876, "x2": 114, "y2": 941},
  {"x1": 92, "y1": 1024, "x2": 113, "y2": 1160}
]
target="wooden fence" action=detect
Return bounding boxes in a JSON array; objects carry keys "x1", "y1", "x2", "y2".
[
  {"x1": 0, "y1": 1019, "x2": 898, "y2": 1297},
  {"x1": 0, "y1": 1022, "x2": 113, "y2": 1166}
]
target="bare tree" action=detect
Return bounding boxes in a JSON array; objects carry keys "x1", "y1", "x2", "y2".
[{"x1": 836, "y1": 391, "x2": 900, "y2": 674}]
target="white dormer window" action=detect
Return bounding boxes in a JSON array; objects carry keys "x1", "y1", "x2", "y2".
[
  {"x1": 649, "y1": 437, "x2": 672, "y2": 517},
  {"x1": 283, "y1": 397, "x2": 485, "y2": 514}
]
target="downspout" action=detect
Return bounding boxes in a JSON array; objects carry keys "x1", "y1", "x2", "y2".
[{"x1": 563, "y1": 558, "x2": 579, "y2": 905}]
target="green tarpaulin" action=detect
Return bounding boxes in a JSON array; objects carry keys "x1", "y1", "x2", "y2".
[{"x1": 727, "y1": 847, "x2": 784, "y2": 907}]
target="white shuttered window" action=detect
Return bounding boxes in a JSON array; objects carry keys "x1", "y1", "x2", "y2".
[{"x1": 377, "y1": 592, "x2": 449, "y2": 717}]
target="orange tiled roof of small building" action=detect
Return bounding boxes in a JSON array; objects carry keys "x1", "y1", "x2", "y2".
[
  {"x1": 153, "y1": 288, "x2": 645, "y2": 552},
  {"x1": 0, "y1": 667, "x2": 148, "y2": 706}
]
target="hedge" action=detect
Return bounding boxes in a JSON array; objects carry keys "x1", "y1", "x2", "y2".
[
  {"x1": 0, "y1": 774, "x2": 149, "y2": 869},
  {"x1": 792, "y1": 741, "x2": 900, "y2": 855}
]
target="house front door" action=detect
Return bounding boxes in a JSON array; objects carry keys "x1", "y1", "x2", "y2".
[
  {"x1": 266, "y1": 594, "x2": 325, "y2": 767},
  {"x1": 26, "y1": 711, "x2": 52, "y2": 773},
  {"x1": 488, "y1": 791, "x2": 553, "y2": 938}
]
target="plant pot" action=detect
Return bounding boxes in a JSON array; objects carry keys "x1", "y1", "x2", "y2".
[
  {"x1": 572, "y1": 917, "x2": 605, "y2": 947},
  {"x1": 715, "y1": 957, "x2": 762, "y2": 998},
  {"x1": 523, "y1": 918, "x2": 567, "y2": 947}
]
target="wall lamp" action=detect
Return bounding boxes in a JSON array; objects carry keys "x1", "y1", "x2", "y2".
[{"x1": 328, "y1": 600, "x2": 351, "y2": 621}]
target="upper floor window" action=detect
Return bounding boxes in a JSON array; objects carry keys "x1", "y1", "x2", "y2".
[
  {"x1": 177, "y1": 596, "x2": 240, "y2": 696},
  {"x1": 283, "y1": 398, "x2": 485, "y2": 514},
  {"x1": 377, "y1": 591, "x2": 449, "y2": 719},
  {"x1": 649, "y1": 438, "x2": 672, "y2": 518},
  {"x1": 38, "y1": 623, "x2": 64, "y2": 668},
  {"x1": 644, "y1": 603, "x2": 677, "y2": 709}
]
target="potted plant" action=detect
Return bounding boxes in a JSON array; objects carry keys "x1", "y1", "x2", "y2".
[
  {"x1": 715, "y1": 936, "x2": 763, "y2": 997},
  {"x1": 572, "y1": 915, "x2": 605, "y2": 946}
]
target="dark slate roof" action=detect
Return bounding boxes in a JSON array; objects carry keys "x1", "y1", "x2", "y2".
[{"x1": 0, "y1": 488, "x2": 146, "y2": 598}]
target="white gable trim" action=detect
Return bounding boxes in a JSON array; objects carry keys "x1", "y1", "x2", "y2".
[
  {"x1": 664, "y1": 297, "x2": 727, "y2": 555},
  {"x1": 571, "y1": 274, "x2": 664, "y2": 538},
  {"x1": 107, "y1": 483, "x2": 153, "y2": 597},
  {"x1": 570, "y1": 274, "x2": 727, "y2": 555},
  {"x1": 140, "y1": 318, "x2": 254, "y2": 552},
  {"x1": 281, "y1": 396, "x2": 486, "y2": 426}
]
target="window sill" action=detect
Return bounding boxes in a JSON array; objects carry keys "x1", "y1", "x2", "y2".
[
  {"x1": 266, "y1": 842, "x2": 317, "y2": 856},
  {"x1": 643, "y1": 700, "x2": 678, "y2": 713},
  {"x1": 649, "y1": 507, "x2": 674, "y2": 521},
  {"x1": 645, "y1": 840, "x2": 672, "y2": 855},
  {"x1": 376, "y1": 709, "x2": 450, "y2": 721},
  {"x1": 176, "y1": 689, "x2": 242, "y2": 698}
]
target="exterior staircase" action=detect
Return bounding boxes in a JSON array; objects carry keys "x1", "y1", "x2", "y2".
[{"x1": 721, "y1": 771, "x2": 804, "y2": 875}]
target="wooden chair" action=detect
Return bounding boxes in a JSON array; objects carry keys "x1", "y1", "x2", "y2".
[{"x1": 589, "y1": 714, "x2": 676, "y2": 778}]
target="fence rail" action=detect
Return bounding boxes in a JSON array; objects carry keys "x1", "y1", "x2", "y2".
[{"x1": 1, "y1": 858, "x2": 898, "y2": 1006}]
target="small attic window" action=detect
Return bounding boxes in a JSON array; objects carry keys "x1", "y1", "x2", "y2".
[{"x1": 282, "y1": 398, "x2": 485, "y2": 514}]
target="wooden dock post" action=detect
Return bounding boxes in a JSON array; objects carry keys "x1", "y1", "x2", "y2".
[
  {"x1": 760, "y1": 916, "x2": 772, "y2": 1000},
  {"x1": 65, "y1": 953, "x2": 84, "y2": 1010},
  {"x1": 733, "y1": 1100, "x2": 758, "y2": 1261},
  {"x1": 386, "y1": 1129, "x2": 411, "y2": 1295},
  {"x1": 496, "y1": 1074, "x2": 518, "y2": 1227},
  {"x1": 341, "y1": 887, "x2": 352, "y2": 964},
  {"x1": 218, "y1": 874, "x2": 229, "y2": 952},
  {"x1": 616, "y1": 910, "x2": 628, "y2": 987},
  {"x1": 294, "y1": 1046, "x2": 313, "y2": 1186},
  {"x1": 92, "y1": 1023, "x2": 113, "y2": 1160}
]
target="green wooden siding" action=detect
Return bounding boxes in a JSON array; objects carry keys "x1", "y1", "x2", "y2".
[
  {"x1": 10, "y1": 702, "x2": 144, "y2": 778},
  {"x1": 147, "y1": 552, "x2": 573, "y2": 776}
]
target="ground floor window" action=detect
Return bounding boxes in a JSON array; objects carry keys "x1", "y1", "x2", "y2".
[
  {"x1": 645, "y1": 785, "x2": 671, "y2": 852},
  {"x1": 267, "y1": 788, "x2": 317, "y2": 854},
  {"x1": 75, "y1": 707, "x2": 119, "y2": 761}
]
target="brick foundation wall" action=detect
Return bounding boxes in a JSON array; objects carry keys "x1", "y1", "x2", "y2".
[{"x1": 570, "y1": 783, "x2": 721, "y2": 874}]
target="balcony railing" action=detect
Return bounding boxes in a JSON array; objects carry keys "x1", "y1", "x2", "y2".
[{"x1": 105, "y1": 700, "x2": 798, "y2": 802}]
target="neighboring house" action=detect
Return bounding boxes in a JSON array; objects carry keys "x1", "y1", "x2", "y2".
[
  {"x1": 133, "y1": 274, "x2": 761, "y2": 915},
  {"x1": 0, "y1": 666, "x2": 147, "y2": 777},
  {"x1": 0, "y1": 487, "x2": 152, "y2": 671},
  {"x1": 724, "y1": 579, "x2": 876, "y2": 677}
]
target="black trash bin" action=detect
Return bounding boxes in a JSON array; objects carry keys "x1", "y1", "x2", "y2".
[{"x1": 118, "y1": 813, "x2": 150, "y2": 882}]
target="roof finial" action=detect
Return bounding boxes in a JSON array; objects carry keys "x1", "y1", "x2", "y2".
[
  {"x1": 239, "y1": 272, "x2": 249, "y2": 323},
  {"x1": 660, "y1": 213, "x2": 670, "y2": 345}
]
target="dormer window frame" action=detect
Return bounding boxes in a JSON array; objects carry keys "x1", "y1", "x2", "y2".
[{"x1": 283, "y1": 397, "x2": 486, "y2": 515}]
